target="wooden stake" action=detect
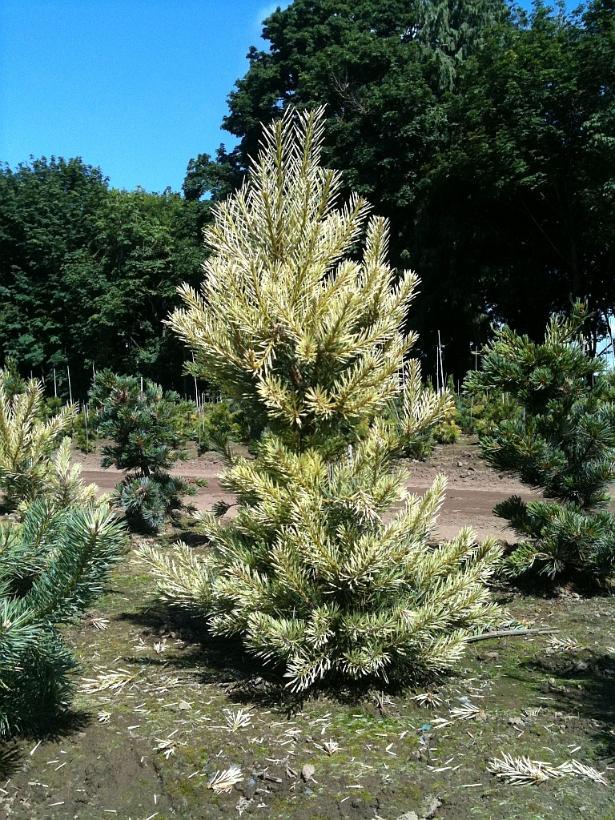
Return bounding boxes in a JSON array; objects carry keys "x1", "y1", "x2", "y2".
[
  {"x1": 437, "y1": 330, "x2": 445, "y2": 394},
  {"x1": 192, "y1": 356, "x2": 199, "y2": 409},
  {"x1": 67, "y1": 365, "x2": 73, "y2": 404},
  {"x1": 471, "y1": 344, "x2": 480, "y2": 371}
]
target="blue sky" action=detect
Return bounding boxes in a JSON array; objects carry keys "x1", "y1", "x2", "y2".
[
  {"x1": 0, "y1": 0, "x2": 576, "y2": 193},
  {"x1": 0, "y1": 0, "x2": 287, "y2": 192}
]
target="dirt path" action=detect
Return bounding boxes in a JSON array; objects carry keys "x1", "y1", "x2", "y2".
[{"x1": 76, "y1": 438, "x2": 537, "y2": 542}]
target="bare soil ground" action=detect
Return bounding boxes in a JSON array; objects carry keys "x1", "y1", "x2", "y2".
[
  {"x1": 76, "y1": 437, "x2": 537, "y2": 542},
  {"x1": 2, "y1": 440, "x2": 614, "y2": 819}
]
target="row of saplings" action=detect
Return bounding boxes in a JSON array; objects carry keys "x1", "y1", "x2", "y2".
[{"x1": 0, "y1": 109, "x2": 613, "y2": 740}]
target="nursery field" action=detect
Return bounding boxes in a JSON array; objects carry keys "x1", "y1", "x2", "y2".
[
  {"x1": 3, "y1": 17, "x2": 615, "y2": 817},
  {"x1": 2, "y1": 440, "x2": 613, "y2": 820}
]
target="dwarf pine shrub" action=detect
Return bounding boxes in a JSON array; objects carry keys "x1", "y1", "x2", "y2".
[
  {"x1": 467, "y1": 305, "x2": 615, "y2": 585},
  {"x1": 141, "y1": 108, "x2": 502, "y2": 691},
  {"x1": 90, "y1": 371, "x2": 191, "y2": 532},
  {"x1": 0, "y1": 498, "x2": 126, "y2": 736}
]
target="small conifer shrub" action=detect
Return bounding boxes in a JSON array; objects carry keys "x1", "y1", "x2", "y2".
[
  {"x1": 193, "y1": 400, "x2": 246, "y2": 454},
  {"x1": 0, "y1": 498, "x2": 126, "y2": 736},
  {"x1": 90, "y1": 371, "x2": 186, "y2": 475},
  {"x1": 456, "y1": 388, "x2": 521, "y2": 436},
  {"x1": 397, "y1": 403, "x2": 461, "y2": 460},
  {"x1": 90, "y1": 371, "x2": 191, "y2": 532},
  {"x1": 0, "y1": 366, "x2": 126, "y2": 736},
  {"x1": 467, "y1": 305, "x2": 615, "y2": 585},
  {"x1": 141, "y1": 108, "x2": 502, "y2": 691}
]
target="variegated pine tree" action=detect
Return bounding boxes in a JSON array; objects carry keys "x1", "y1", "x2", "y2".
[
  {"x1": 141, "y1": 108, "x2": 502, "y2": 691},
  {"x1": 0, "y1": 372, "x2": 77, "y2": 509}
]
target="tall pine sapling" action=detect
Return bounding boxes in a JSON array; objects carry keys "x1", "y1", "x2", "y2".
[
  {"x1": 466, "y1": 305, "x2": 615, "y2": 585},
  {"x1": 90, "y1": 371, "x2": 191, "y2": 532},
  {"x1": 141, "y1": 108, "x2": 502, "y2": 691}
]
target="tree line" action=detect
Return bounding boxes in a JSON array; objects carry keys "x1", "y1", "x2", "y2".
[
  {"x1": 0, "y1": 158, "x2": 208, "y2": 396},
  {"x1": 1, "y1": 0, "x2": 613, "y2": 390}
]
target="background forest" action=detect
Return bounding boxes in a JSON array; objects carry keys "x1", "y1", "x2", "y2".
[{"x1": 1, "y1": 0, "x2": 613, "y2": 394}]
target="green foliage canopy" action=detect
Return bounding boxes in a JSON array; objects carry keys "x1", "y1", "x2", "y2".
[
  {"x1": 0, "y1": 158, "x2": 205, "y2": 393},
  {"x1": 186, "y1": 0, "x2": 615, "y2": 373}
]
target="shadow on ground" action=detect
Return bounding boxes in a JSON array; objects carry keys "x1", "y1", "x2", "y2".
[
  {"x1": 122, "y1": 598, "x2": 473, "y2": 718},
  {"x1": 524, "y1": 649, "x2": 615, "y2": 758},
  {"x1": 0, "y1": 710, "x2": 91, "y2": 781}
]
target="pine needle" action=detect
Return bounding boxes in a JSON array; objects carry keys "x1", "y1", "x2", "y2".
[
  {"x1": 488, "y1": 753, "x2": 564, "y2": 785},
  {"x1": 559, "y1": 760, "x2": 608, "y2": 786},
  {"x1": 81, "y1": 668, "x2": 138, "y2": 694},
  {"x1": 450, "y1": 701, "x2": 483, "y2": 721},
  {"x1": 87, "y1": 617, "x2": 110, "y2": 631},
  {"x1": 411, "y1": 691, "x2": 444, "y2": 708},
  {"x1": 488, "y1": 754, "x2": 608, "y2": 786},
  {"x1": 208, "y1": 765, "x2": 243, "y2": 793},
  {"x1": 315, "y1": 738, "x2": 339, "y2": 755},
  {"x1": 155, "y1": 732, "x2": 181, "y2": 760},
  {"x1": 223, "y1": 708, "x2": 253, "y2": 732},
  {"x1": 546, "y1": 636, "x2": 579, "y2": 654}
]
